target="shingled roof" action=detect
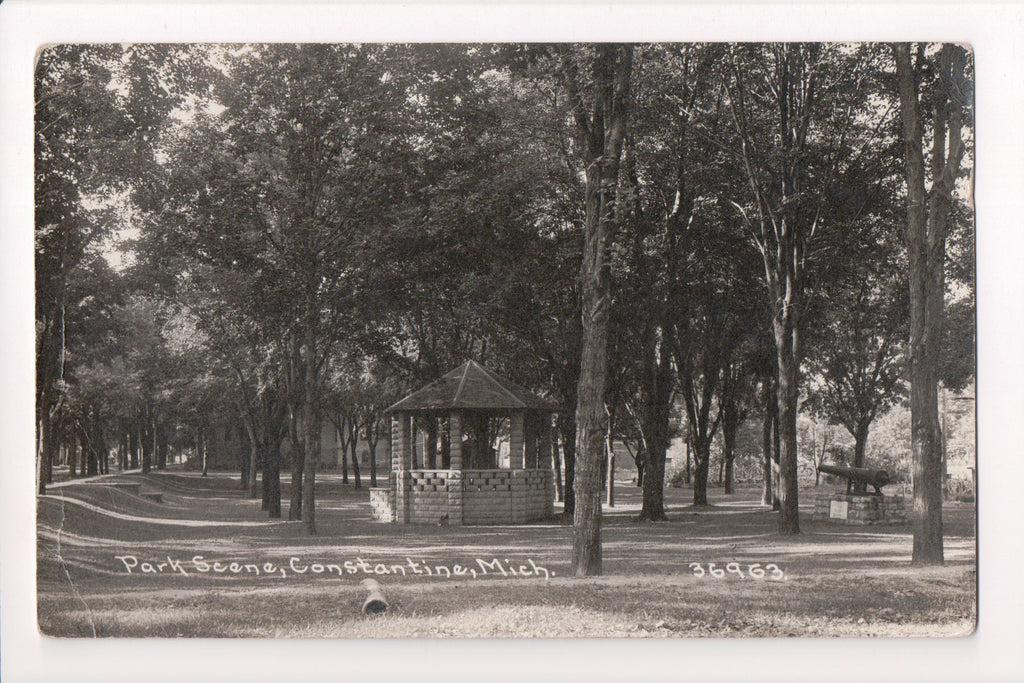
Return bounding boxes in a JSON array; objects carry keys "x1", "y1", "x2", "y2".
[{"x1": 387, "y1": 360, "x2": 557, "y2": 414}]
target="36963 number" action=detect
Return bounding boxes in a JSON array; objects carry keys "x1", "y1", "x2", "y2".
[{"x1": 688, "y1": 562, "x2": 785, "y2": 581}]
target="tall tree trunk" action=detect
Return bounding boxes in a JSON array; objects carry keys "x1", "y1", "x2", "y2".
[
  {"x1": 301, "y1": 410, "x2": 318, "y2": 533},
  {"x1": 638, "y1": 397, "x2": 671, "y2": 520},
  {"x1": 569, "y1": 44, "x2": 633, "y2": 577},
  {"x1": 201, "y1": 428, "x2": 208, "y2": 477},
  {"x1": 552, "y1": 426, "x2": 564, "y2": 502},
  {"x1": 894, "y1": 43, "x2": 965, "y2": 565},
  {"x1": 69, "y1": 434, "x2": 78, "y2": 478},
  {"x1": 723, "y1": 427, "x2": 737, "y2": 495},
  {"x1": 637, "y1": 326, "x2": 672, "y2": 522},
  {"x1": 39, "y1": 411, "x2": 58, "y2": 494},
  {"x1": 557, "y1": 412, "x2": 575, "y2": 512},
  {"x1": 37, "y1": 291, "x2": 67, "y2": 494},
  {"x1": 156, "y1": 423, "x2": 168, "y2": 470},
  {"x1": 692, "y1": 437, "x2": 711, "y2": 506},
  {"x1": 141, "y1": 408, "x2": 153, "y2": 475},
  {"x1": 772, "y1": 396, "x2": 781, "y2": 510},
  {"x1": 261, "y1": 443, "x2": 271, "y2": 510},
  {"x1": 773, "y1": 309, "x2": 801, "y2": 534},
  {"x1": 119, "y1": 431, "x2": 127, "y2": 471},
  {"x1": 640, "y1": 442, "x2": 668, "y2": 519},
  {"x1": 720, "y1": 374, "x2": 743, "y2": 495},
  {"x1": 684, "y1": 441, "x2": 691, "y2": 485},
  {"x1": 348, "y1": 423, "x2": 362, "y2": 489},
  {"x1": 263, "y1": 440, "x2": 282, "y2": 518},
  {"x1": 367, "y1": 430, "x2": 379, "y2": 488},
  {"x1": 288, "y1": 409, "x2": 303, "y2": 521},
  {"x1": 300, "y1": 317, "x2": 319, "y2": 535},
  {"x1": 852, "y1": 421, "x2": 870, "y2": 469},
  {"x1": 605, "y1": 416, "x2": 615, "y2": 507},
  {"x1": 268, "y1": 456, "x2": 282, "y2": 518},
  {"x1": 244, "y1": 419, "x2": 260, "y2": 498},
  {"x1": 340, "y1": 421, "x2": 349, "y2": 484},
  {"x1": 85, "y1": 424, "x2": 99, "y2": 475},
  {"x1": 129, "y1": 422, "x2": 139, "y2": 469}
]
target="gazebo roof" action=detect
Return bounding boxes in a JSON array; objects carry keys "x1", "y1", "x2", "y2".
[{"x1": 387, "y1": 360, "x2": 557, "y2": 414}]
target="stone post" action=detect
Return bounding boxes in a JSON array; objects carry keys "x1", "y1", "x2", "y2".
[
  {"x1": 447, "y1": 411, "x2": 464, "y2": 525},
  {"x1": 509, "y1": 412, "x2": 525, "y2": 469},
  {"x1": 391, "y1": 413, "x2": 411, "y2": 523},
  {"x1": 449, "y1": 412, "x2": 463, "y2": 471}
]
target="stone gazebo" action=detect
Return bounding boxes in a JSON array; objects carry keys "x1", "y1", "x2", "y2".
[{"x1": 370, "y1": 360, "x2": 557, "y2": 526}]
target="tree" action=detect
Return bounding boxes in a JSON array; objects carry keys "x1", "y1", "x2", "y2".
[
  {"x1": 560, "y1": 44, "x2": 634, "y2": 576},
  {"x1": 724, "y1": 43, "x2": 885, "y2": 534},
  {"x1": 610, "y1": 43, "x2": 721, "y2": 521},
  {"x1": 158, "y1": 45, "x2": 416, "y2": 533},
  {"x1": 803, "y1": 259, "x2": 908, "y2": 468},
  {"x1": 892, "y1": 43, "x2": 972, "y2": 565},
  {"x1": 35, "y1": 46, "x2": 136, "y2": 492},
  {"x1": 719, "y1": 356, "x2": 756, "y2": 494}
]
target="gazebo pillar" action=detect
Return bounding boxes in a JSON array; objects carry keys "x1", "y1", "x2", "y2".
[
  {"x1": 426, "y1": 418, "x2": 439, "y2": 469},
  {"x1": 509, "y1": 412, "x2": 525, "y2": 469},
  {"x1": 391, "y1": 413, "x2": 411, "y2": 523},
  {"x1": 449, "y1": 412, "x2": 463, "y2": 471},
  {"x1": 538, "y1": 413, "x2": 552, "y2": 470},
  {"x1": 448, "y1": 411, "x2": 464, "y2": 525},
  {"x1": 525, "y1": 412, "x2": 539, "y2": 468}
]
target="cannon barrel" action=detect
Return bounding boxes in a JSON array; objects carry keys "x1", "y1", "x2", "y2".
[
  {"x1": 818, "y1": 464, "x2": 890, "y2": 485},
  {"x1": 818, "y1": 464, "x2": 890, "y2": 495},
  {"x1": 360, "y1": 578, "x2": 389, "y2": 615}
]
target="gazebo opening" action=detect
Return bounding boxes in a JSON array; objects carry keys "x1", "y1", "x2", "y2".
[{"x1": 370, "y1": 360, "x2": 557, "y2": 526}]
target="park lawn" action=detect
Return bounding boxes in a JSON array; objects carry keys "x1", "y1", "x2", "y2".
[{"x1": 37, "y1": 469, "x2": 976, "y2": 638}]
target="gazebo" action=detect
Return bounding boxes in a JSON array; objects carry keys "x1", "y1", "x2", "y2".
[{"x1": 369, "y1": 360, "x2": 557, "y2": 526}]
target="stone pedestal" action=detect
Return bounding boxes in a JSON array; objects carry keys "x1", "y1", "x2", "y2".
[
  {"x1": 369, "y1": 487, "x2": 394, "y2": 522},
  {"x1": 813, "y1": 491, "x2": 908, "y2": 525}
]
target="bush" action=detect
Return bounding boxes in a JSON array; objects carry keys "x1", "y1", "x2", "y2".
[
  {"x1": 947, "y1": 476, "x2": 975, "y2": 500},
  {"x1": 668, "y1": 469, "x2": 688, "y2": 488}
]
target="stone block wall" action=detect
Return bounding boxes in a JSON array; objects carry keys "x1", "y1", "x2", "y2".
[
  {"x1": 462, "y1": 470, "x2": 511, "y2": 525},
  {"x1": 369, "y1": 487, "x2": 394, "y2": 522},
  {"x1": 384, "y1": 468, "x2": 554, "y2": 526},
  {"x1": 408, "y1": 470, "x2": 461, "y2": 525},
  {"x1": 462, "y1": 469, "x2": 552, "y2": 525},
  {"x1": 813, "y1": 491, "x2": 908, "y2": 525}
]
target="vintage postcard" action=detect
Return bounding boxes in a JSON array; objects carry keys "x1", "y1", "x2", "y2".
[{"x1": 5, "y1": 2, "x2": 1022, "y2": 682}]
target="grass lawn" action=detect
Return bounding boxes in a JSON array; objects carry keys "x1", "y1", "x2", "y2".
[{"x1": 37, "y1": 468, "x2": 976, "y2": 638}]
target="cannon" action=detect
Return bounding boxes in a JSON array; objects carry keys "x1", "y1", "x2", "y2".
[{"x1": 817, "y1": 463, "x2": 890, "y2": 496}]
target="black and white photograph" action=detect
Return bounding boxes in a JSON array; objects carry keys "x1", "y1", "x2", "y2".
[
  {"x1": 32, "y1": 38, "x2": 977, "y2": 636},
  {"x1": 4, "y1": 1, "x2": 1024, "y2": 681}
]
